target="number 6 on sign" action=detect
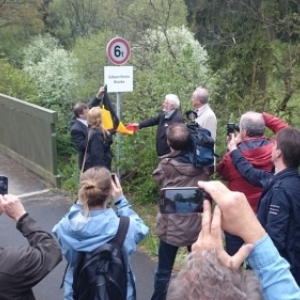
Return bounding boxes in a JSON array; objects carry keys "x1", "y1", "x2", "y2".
[{"x1": 106, "y1": 37, "x2": 131, "y2": 65}]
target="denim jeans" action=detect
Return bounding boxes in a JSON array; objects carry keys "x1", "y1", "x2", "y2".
[
  {"x1": 151, "y1": 240, "x2": 191, "y2": 300},
  {"x1": 224, "y1": 231, "x2": 245, "y2": 256}
]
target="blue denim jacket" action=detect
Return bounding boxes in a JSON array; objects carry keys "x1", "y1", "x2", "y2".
[
  {"x1": 52, "y1": 195, "x2": 149, "y2": 300},
  {"x1": 247, "y1": 234, "x2": 300, "y2": 300}
]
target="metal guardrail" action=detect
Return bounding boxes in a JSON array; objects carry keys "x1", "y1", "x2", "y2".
[{"x1": 0, "y1": 93, "x2": 61, "y2": 187}]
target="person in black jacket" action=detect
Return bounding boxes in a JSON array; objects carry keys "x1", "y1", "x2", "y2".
[
  {"x1": 132, "y1": 94, "x2": 184, "y2": 157},
  {"x1": 0, "y1": 194, "x2": 62, "y2": 300},
  {"x1": 70, "y1": 86, "x2": 105, "y2": 169},
  {"x1": 228, "y1": 127, "x2": 300, "y2": 286},
  {"x1": 83, "y1": 107, "x2": 113, "y2": 171}
]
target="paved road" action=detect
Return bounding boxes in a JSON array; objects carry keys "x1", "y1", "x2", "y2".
[{"x1": 0, "y1": 154, "x2": 156, "y2": 300}]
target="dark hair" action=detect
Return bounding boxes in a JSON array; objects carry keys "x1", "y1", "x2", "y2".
[
  {"x1": 167, "y1": 251, "x2": 262, "y2": 300},
  {"x1": 74, "y1": 103, "x2": 88, "y2": 118},
  {"x1": 276, "y1": 127, "x2": 300, "y2": 168},
  {"x1": 166, "y1": 123, "x2": 190, "y2": 151}
]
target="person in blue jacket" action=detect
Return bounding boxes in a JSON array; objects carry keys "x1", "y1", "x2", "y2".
[
  {"x1": 53, "y1": 167, "x2": 149, "y2": 300},
  {"x1": 228, "y1": 127, "x2": 300, "y2": 286}
]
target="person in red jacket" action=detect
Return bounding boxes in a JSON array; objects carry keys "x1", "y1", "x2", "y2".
[{"x1": 217, "y1": 111, "x2": 288, "y2": 256}]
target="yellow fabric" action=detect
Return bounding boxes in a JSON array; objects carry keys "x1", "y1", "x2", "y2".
[
  {"x1": 101, "y1": 106, "x2": 133, "y2": 135},
  {"x1": 102, "y1": 107, "x2": 114, "y2": 129},
  {"x1": 117, "y1": 122, "x2": 134, "y2": 135}
]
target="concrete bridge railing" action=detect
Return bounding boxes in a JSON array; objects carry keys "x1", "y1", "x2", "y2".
[{"x1": 0, "y1": 93, "x2": 60, "y2": 187}]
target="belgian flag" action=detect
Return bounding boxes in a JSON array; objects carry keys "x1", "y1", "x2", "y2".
[{"x1": 101, "y1": 88, "x2": 135, "y2": 135}]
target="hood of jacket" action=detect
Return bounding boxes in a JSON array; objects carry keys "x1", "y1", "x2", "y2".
[
  {"x1": 157, "y1": 150, "x2": 209, "y2": 185},
  {"x1": 238, "y1": 137, "x2": 273, "y2": 169},
  {"x1": 53, "y1": 203, "x2": 119, "y2": 255}
]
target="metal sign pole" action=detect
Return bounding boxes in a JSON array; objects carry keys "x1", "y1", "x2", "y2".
[{"x1": 116, "y1": 92, "x2": 121, "y2": 179}]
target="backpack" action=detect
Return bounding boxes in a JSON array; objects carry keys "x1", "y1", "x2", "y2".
[
  {"x1": 186, "y1": 122, "x2": 216, "y2": 168},
  {"x1": 72, "y1": 216, "x2": 131, "y2": 300}
]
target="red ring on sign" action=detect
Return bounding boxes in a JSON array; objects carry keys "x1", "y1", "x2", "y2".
[{"x1": 106, "y1": 37, "x2": 131, "y2": 65}]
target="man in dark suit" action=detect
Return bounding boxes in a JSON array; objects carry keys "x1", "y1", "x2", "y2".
[
  {"x1": 132, "y1": 94, "x2": 184, "y2": 157},
  {"x1": 70, "y1": 86, "x2": 105, "y2": 169}
]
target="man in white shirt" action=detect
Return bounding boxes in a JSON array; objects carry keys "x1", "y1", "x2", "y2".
[{"x1": 191, "y1": 87, "x2": 217, "y2": 140}]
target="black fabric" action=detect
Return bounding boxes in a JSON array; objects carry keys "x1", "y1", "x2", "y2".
[
  {"x1": 187, "y1": 122, "x2": 215, "y2": 167},
  {"x1": 72, "y1": 216, "x2": 131, "y2": 300},
  {"x1": 139, "y1": 109, "x2": 184, "y2": 157},
  {"x1": 70, "y1": 96, "x2": 101, "y2": 169},
  {"x1": 101, "y1": 91, "x2": 120, "y2": 131},
  {"x1": 83, "y1": 128, "x2": 113, "y2": 171},
  {"x1": 238, "y1": 138, "x2": 271, "y2": 151}
]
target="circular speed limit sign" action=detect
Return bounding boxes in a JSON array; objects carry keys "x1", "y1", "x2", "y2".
[{"x1": 106, "y1": 37, "x2": 131, "y2": 65}]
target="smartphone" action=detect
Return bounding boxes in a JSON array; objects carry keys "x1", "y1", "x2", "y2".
[
  {"x1": 159, "y1": 187, "x2": 211, "y2": 214},
  {"x1": 0, "y1": 176, "x2": 8, "y2": 195},
  {"x1": 111, "y1": 173, "x2": 117, "y2": 184}
]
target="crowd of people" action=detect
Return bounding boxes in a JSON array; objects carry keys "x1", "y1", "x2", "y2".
[{"x1": 1, "y1": 85, "x2": 300, "y2": 300}]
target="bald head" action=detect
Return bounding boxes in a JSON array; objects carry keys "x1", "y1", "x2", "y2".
[
  {"x1": 192, "y1": 87, "x2": 209, "y2": 109},
  {"x1": 195, "y1": 88, "x2": 209, "y2": 104},
  {"x1": 240, "y1": 112, "x2": 265, "y2": 138}
]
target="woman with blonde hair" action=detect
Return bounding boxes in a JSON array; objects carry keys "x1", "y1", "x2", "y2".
[
  {"x1": 53, "y1": 167, "x2": 149, "y2": 300},
  {"x1": 83, "y1": 106, "x2": 113, "y2": 171}
]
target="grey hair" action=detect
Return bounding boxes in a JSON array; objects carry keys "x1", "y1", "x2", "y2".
[
  {"x1": 240, "y1": 112, "x2": 265, "y2": 137},
  {"x1": 194, "y1": 87, "x2": 209, "y2": 104},
  {"x1": 167, "y1": 251, "x2": 262, "y2": 300},
  {"x1": 166, "y1": 94, "x2": 180, "y2": 109}
]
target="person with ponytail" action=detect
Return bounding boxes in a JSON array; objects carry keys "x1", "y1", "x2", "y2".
[
  {"x1": 83, "y1": 107, "x2": 114, "y2": 171},
  {"x1": 52, "y1": 167, "x2": 149, "y2": 300}
]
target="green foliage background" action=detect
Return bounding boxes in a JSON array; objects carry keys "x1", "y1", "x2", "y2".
[{"x1": 1, "y1": 0, "x2": 300, "y2": 210}]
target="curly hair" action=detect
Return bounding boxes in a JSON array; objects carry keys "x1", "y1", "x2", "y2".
[{"x1": 167, "y1": 251, "x2": 262, "y2": 300}]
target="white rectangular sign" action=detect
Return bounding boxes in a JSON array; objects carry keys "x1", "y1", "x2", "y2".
[{"x1": 104, "y1": 66, "x2": 133, "y2": 93}]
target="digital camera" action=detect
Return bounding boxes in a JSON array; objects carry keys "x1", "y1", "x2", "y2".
[
  {"x1": 159, "y1": 187, "x2": 212, "y2": 214},
  {"x1": 227, "y1": 123, "x2": 240, "y2": 136}
]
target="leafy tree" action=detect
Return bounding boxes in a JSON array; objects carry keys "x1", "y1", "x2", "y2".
[
  {"x1": 22, "y1": 34, "x2": 79, "y2": 107},
  {"x1": 22, "y1": 34, "x2": 80, "y2": 163},
  {"x1": 0, "y1": 0, "x2": 44, "y2": 30},
  {"x1": 0, "y1": 59, "x2": 38, "y2": 102},
  {"x1": 45, "y1": 0, "x2": 107, "y2": 46},
  {"x1": 185, "y1": 0, "x2": 300, "y2": 117}
]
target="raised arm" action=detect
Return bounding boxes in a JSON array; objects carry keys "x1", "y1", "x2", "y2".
[
  {"x1": 111, "y1": 176, "x2": 149, "y2": 244},
  {"x1": 196, "y1": 180, "x2": 300, "y2": 300},
  {"x1": 263, "y1": 112, "x2": 289, "y2": 134},
  {"x1": 0, "y1": 195, "x2": 62, "y2": 289},
  {"x1": 229, "y1": 149, "x2": 269, "y2": 187}
]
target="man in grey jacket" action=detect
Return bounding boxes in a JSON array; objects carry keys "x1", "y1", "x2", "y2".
[
  {"x1": 0, "y1": 194, "x2": 62, "y2": 300},
  {"x1": 151, "y1": 123, "x2": 209, "y2": 300}
]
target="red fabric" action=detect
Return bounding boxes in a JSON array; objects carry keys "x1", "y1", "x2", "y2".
[
  {"x1": 217, "y1": 112, "x2": 289, "y2": 213},
  {"x1": 217, "y1": 140, "x2": 273, "y2": 213},
  {"x1": 125, "y1": 124, "x2": 138, "y2": 133}
]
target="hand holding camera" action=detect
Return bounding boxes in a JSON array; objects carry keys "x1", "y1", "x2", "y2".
[
  {"x1": 0, "y1": 176, "x2": 8, "y2": 195},
  {"x1": 0, "y1": 194, "x2": 27, "y2": 222},
  {"x1": 226, "y1": 123, "x2": 240, "y2": 136},
  {"x1": 160, "y1": 187, "x2": 212, "y2": 214},
  {"x1": 110, "y1": 174, "x2": 123, "y2": 202}
]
